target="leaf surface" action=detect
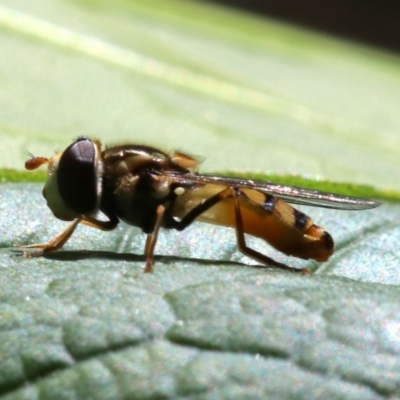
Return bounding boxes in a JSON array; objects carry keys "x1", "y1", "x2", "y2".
[{"x1": 0, "y1": 183, "x2": 400, "y2": 399}]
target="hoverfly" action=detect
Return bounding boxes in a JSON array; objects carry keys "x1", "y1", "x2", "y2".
[{"x1": 21, "y1": 137, "x2": 380, "y2": 274}]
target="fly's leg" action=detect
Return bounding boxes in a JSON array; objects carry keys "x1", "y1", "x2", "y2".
[
  {"x1": 144, "y1": 204, "x2": 166, "y2": 273},
  {"x1": 19, "y1": 215, "x2": 119, "y2": 258},
  {"x1": 19, "y1": 218, "x2": 82, "y2": 257},
  {"x1": 81, "y1": 215, "x2": 119, "y2": 231},
  {"x1": 232, "y1": 189, "x2": 310, "y2": 274},
  {"x1": 167, "y1": 187, "x2": 309, "y2": 274}
]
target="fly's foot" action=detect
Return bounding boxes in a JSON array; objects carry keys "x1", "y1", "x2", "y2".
[
  {"x1": 11, "y1": 246, "x2": 45, "y2": 258},
  {"x1": 13, "y1": 242, "x2": 55, "y2": 258},
  {"x1": 22, "y1": 248, "x2": 45, "y2": 258},
  {"x1": 144, "y1": 259, "x2": 154, "y2": 273},
  {"x1": 299, "y1": 268, "x2": 312, "y2": 275}
]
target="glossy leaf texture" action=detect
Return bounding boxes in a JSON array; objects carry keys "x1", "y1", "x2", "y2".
[{"x1": 0, "y1": 183, "x2": 400, "y2": 399}]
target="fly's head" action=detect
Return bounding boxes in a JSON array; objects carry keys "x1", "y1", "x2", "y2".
[{"x1": 25, "y1": 138, "x2": 103, "y2": 221}]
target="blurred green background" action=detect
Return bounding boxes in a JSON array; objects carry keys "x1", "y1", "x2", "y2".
[{"x1": 0, "y1": 0, "x2": 399, "y2": 191}]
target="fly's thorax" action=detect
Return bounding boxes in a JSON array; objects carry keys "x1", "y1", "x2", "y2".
[
  {"x1": 102, "y1": 145, "x2": 189, "y2": 177},
  {"x1": 109, "y1": 171, "x2": 175, "y2": 232},
  {"x1": 101, "y1": 144, "x2": 201, "y2": 194},
  {"x1": 42, "y1": 138, "x2": 102, "y2": 221},
  {"x1": 101, "y1": 145, "x2": 191, "y2": 231}
]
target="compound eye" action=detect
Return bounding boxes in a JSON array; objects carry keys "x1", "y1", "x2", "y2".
[{"x1": 57, "y1": 138, "x2": 99, "y2": 214}]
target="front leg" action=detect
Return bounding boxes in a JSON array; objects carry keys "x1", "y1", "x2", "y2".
[
  {"x1": 81, "y1": 215, "x2": 119, "y2": 231},
  {"x1": 19, "y1": 218, "x2": 82, "y2": 257},
  {"x1": 18, "y1": 214, "x2": 119, "y2": 258}
]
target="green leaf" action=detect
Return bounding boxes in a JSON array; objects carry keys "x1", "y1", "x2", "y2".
[
  {"x1": 0, "y1": 0, "x2": 400, "y2": 398},
  {"x1": 1, "y1": 183, "x2": 400, "y2": 398}
]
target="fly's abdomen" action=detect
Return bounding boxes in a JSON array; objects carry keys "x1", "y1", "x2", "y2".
[{"x1": 193, "y1": 188, "x2": 334, "y2": 262}]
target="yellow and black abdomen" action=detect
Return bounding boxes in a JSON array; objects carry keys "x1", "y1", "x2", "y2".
[{"x1": 173, "y1": 184, "x2": 334, "y2": 262}]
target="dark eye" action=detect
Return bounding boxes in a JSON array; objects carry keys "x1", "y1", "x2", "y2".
[{"x1": 57, "y1": 138, "x2": 99, "y2": 214}]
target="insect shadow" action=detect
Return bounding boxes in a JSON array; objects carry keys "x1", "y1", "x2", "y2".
[{"x1": 13, "y1": 248, "x2": 276, "y2": 271}]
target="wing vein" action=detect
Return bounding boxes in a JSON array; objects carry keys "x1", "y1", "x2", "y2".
[{"x1": 162, "y1": 172, "x2": 380, "y2": 210}]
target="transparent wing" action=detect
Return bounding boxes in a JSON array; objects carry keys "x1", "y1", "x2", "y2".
[{"x1": 163, "y1": 172, "x2": 381, "y2": 210}]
